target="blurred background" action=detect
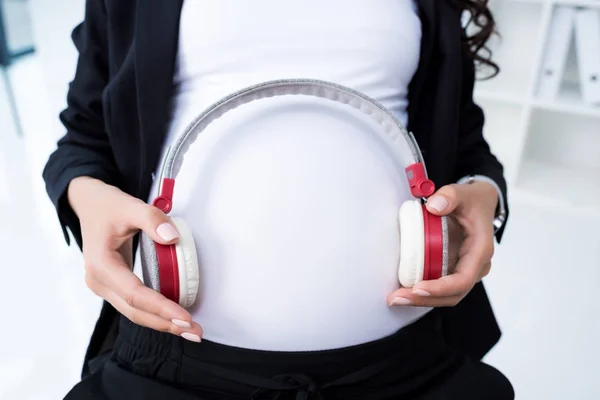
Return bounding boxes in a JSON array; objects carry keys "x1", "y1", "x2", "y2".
[{"x1": 0, "y1": 0, "x2": 599, "y2": 398}]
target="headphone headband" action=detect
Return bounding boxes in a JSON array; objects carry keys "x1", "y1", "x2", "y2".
[{"x1": 154, "y1": 79, "x2": 434, "y2": 213}]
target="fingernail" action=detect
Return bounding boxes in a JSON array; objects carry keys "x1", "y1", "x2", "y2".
[
  {"x1": 171, "y1": 319, "x2": 191, "y2": 328},
  {"x1": 389, "y1": 297, "x2": 412, "y2": 306},
  {"x1": 428, "y1": 196, "x2": 448, "y2": 212},
  {"x1": 413, "y1": 288, "x2": 431, "y2": 296},
  {"x1": 181, "y1": 332, "x2": 201, "y2": 343},
  {"x1": 157, "y1": 223, "x2": 179, "y2": 241}
]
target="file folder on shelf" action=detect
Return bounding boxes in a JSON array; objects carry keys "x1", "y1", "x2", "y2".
[
  {"x1": 574, "y1": 7, "x2": 600, "y2": 106},
  {"x1": 537, "y1": 6, "x2": 576, "y2": 100}
]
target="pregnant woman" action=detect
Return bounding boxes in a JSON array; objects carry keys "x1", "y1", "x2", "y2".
[{"x1": 43, "y1": 1, "x2": 513, "y2": 398}]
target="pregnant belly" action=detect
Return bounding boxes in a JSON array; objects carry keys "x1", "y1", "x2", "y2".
[{"x1": 172, "y1": 100, "x2": 431, "y2": 350}]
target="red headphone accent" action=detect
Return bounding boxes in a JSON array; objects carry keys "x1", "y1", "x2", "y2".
[
  {"x1": 422, "y1": 207, "x2": 444, "y2": 281},
  {"x1": 152, "y1": 178, "x2": 179, "y2": 303},
  {"x1": 153, "y1": 178, "x2": 175, "y2": 213},
  {"x1": 406, "y1": 162, "x2": 444, "y2": 281},
  {"x1": 155, "y1": 243, "x2": 180, "y2": 304},
  {"x1": 406, "y1": 163, "x2": 435, "y2": 198}
]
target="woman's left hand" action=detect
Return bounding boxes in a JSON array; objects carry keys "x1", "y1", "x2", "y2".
[{"x1": 387, "y1": 181, "x2": 499, "y2": 308}]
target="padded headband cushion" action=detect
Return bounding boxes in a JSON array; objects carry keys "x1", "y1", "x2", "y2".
[{"x1": 160, "y1": 79, "x2": 425, "y2": 182}]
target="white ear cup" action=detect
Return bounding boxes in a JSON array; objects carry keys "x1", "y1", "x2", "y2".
[
  {"x1": 398, "y1": 200, "x2": 425, "y2": 288},
  {"x1": 170, "y1": 217, "x2": 200, "y2": 308}
]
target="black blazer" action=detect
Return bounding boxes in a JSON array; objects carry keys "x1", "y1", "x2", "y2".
[{"x1": 43, "y1": 0, "x2": 509, "y2": 378}]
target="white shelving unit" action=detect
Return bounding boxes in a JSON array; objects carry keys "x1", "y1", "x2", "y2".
[{"x1": 474, "y1": 0, "x2": 600, "y2": 217}]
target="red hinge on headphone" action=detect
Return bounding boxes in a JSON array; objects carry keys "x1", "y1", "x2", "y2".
[
  {"x1": 406, "y1": 163, "x2": 435, "y2": 198},
  {"x1": 152, "y1": 178, "x2": 175, "y2": 213}
]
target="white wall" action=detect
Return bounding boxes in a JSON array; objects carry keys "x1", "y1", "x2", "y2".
[
  {"x1": 0, "y1": 2, "x2": 101, "y2": 399},
  {"x1": 29, "y1": 0, "x2": 83, "y2": 126},
  {"x1": 14, "y1": 0, "x2": 85, "y2": 236}
]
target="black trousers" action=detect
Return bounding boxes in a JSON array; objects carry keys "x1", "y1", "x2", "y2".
[{"x1": 65, "y1": 311, "x2": 514, "y2": 399}]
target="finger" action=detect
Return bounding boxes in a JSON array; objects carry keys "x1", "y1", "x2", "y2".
[
  {"x1": 87, "y1": 271, "x2": 203, "y2": 339},
  {"x1": 412, "y1": 248, "x2": 484, "y2": 298},
  {"x1": 91, "y1": 250, "x2": 193, "y2": 325},
  {"x1": 104, "y1": 287, "x2": 203, "y2": 341},
  {"x1": 387, "y1": 287, "x2": 463, "y2": 307},
  {"x1": 118, "y1": 239, "x2": 134, "y2": 269},
  {"x1": 411, "y1": 233, "x2": 491, "y2": 299},
  {"x1": 425, "y1": 184, "x2": 463, "y2": 216},
  {"x1": 124, "y1": 200, "x2": 180, "y2": 245},
  {"x1": 477, "y1": 261, "x2": 492, "y2": 282},
  {"x1": 393, "y1": 265, "x2": 475, "y2": 301},
  {"x1": 454, "y1": 230, "x2": 494, "y2": 273}
]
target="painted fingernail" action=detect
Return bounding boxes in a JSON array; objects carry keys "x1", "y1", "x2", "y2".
[
  {"x1": 157, "y1": 223, "x2": 179, "y2": 241},
  {"x1": 413, "y1": 289, "x2": 431, "y2": 297},
  {"x1": 428, "y1": 196, "x2": 448, "y2": 212},
  {"x1": 389, "y1": 297, "x2": 412, "y2": 306},
  {"x1": 181, "y1": 332, "x2": 201, "y2": 343},
  {"x1": 171, "y1": 319, "x2": 191, "y2": 328}
]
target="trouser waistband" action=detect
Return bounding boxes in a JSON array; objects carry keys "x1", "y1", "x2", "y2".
[{"x1": 112, "y1": 311, "x2": 451, "y2": 399}]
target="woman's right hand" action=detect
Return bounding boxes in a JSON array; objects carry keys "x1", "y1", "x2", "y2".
[{"x1": 67, "y1": 176, "x2": 203, "y2": 342}]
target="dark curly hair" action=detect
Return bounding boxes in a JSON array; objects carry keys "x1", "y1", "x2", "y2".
[{"x1": 454, "y1": 0, "x2": 500, "y2": 79}]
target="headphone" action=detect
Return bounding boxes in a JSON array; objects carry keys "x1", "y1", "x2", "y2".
[{"x1": 140, "y1": 79, "x2": 451, "y2": 308}]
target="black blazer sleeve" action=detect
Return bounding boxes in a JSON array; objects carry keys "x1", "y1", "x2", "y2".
[
  {"x1": 42, "y1": 0, "x2": 118, "y2": 249},
  {"x1": 453, "y1": 53, "x2": 510, "y2": 242}
]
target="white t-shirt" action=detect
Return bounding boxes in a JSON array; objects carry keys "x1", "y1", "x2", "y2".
[{"x1": 139, "y1": 0, "x2": 428, "y2": 351}]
